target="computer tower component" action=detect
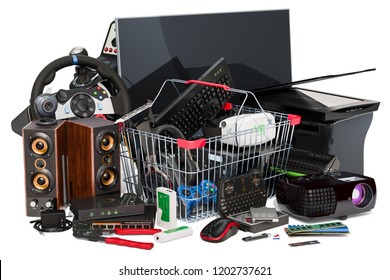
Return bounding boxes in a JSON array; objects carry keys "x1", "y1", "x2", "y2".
[
  {"x1": 276, "y1": 171, "x2": 376, "y2": 221},
  {"x1": 67, "y1": 118, "x2": 121, "y2": 199},
  {"x1": 23, "y1": 119, "x2": 67, "y2": 217}
]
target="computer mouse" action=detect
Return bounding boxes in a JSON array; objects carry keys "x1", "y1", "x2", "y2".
[{"x1": 200, "y1": 218, "x2": 240, "y2": 243}]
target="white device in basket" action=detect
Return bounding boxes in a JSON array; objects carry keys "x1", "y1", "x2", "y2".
[{"x1": 219, "y1": 113, "x2": 276, "y2": 147}]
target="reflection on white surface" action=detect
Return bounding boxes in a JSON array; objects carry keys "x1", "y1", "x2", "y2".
[{"x1": 297, "y1": 89, "x2": 362, "y2": 107}]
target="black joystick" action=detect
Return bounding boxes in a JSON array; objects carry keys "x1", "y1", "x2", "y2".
[{"x1": 69, "y1": 46, "x2": 98, "y2": 88}]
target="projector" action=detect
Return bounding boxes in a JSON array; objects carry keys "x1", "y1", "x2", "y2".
[{"x1": 276, "y1": 171, "x2": 376, "y2": 221}]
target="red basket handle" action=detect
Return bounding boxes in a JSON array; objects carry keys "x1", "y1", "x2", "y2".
[
  {"x1": 185, "y1": 80, "x2": 231, "y2": 91},
  {"x1": 177, "y1": 138, "x2": 206, "y2": 149},
  {"x1": 288, "y1": 114, "x2": 301, "y2": 126}
]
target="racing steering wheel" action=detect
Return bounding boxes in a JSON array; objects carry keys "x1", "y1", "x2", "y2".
[{"x1": 29, "y1": 54, "x2": 130, "y2": 121}]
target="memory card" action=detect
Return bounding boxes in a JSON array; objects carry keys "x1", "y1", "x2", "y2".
[{"x1": 288, "y1": 240, "x2": 320, "y2": 247}]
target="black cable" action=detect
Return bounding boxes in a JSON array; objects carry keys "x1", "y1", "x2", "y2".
[
  {"x1": 30, "y1": 219, "x2": 73, "y2": 233},
  {"x1": 29, "y1": 209, "x2": 73, "y2": 233}
]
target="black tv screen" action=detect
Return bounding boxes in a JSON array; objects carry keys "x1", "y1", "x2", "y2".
[{"x1": 116, "y1": 10, "x2": 292, "y2": 112}]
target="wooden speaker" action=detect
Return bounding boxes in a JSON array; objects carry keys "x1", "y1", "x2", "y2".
[
  {"x1": 23, "y1": 119, "x2": 67, "y2": 216},
  {"x1": 67, "y1": 118, "x2": 121, "y2": 200}
]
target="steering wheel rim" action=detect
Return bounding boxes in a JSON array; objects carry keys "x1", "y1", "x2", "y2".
[{"x1": 29, "y1": 54, "x2": 130, "y2": 120}]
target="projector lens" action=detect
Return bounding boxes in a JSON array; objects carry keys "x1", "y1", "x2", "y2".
[{"x1": 352, "y1": 183, "x2": 372, "y2": 208}]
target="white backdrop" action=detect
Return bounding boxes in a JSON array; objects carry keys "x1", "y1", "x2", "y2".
[{"x1": 1, "y1": 1, "x2": 388, "y2": 279}]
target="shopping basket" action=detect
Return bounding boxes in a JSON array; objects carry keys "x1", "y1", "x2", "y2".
[{"x1": 119, "y1": 79, "x2": 300, "y2": 222}]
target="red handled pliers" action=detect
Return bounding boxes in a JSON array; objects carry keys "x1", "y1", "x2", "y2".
[{"x1": 73, "y1": 228, "x2": 161, "y2": 250}]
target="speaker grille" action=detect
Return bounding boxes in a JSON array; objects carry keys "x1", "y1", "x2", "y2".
[{"x1": 287, "y1": 186, "x2": 337, "y2": 217}]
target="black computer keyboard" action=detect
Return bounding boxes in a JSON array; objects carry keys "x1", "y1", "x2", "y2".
[
  {"x1": 217, "y1": 170, "x2": 268, "y2": 217},
  {"x1": 152, "y1": 57, "x2": 235, "y2": 138}
]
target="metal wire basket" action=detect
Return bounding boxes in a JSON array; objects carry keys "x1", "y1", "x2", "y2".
[{"x1": 119, "y1": 79, "x2": 300, "y2": 222}]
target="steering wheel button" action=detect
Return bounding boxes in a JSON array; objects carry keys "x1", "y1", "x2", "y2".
[
  {"x1": 102, "y1": 91, "x2": 107, "y2": 95},
  {"x1": 99, "y1": 96, "x2": 103, "y2": 100},
  {"x1": 57, "y1": 90, "x2": 68, "y2": 102},
  {"x1": 64, "y1": 106, "x2": 70, "y2": 114},
  {"x1": 98, "y1": 103, "x2": 103, "y2": 110},
  {"x1": 78, "y1": 100, "x2": 88, "y2": 111},
  {"x1": 87, "y1": 98, "x2": 93, "y2": 103},
  {"x1": 93, "y1": 91, "x2": 98, "y2": 95}
]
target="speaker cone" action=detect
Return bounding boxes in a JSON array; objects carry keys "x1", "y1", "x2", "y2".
[
  {"x1": 29, "y1": 133, "x2": 53, "y2": 156},
  {"x1": 31, "y1": 138, "x2": 49, "y2": 155},
  {"x1": 34, "y1": 158, "x2": 47, "y2": 170},
  {"x1": 31, "y1": 170, "x2": 54, "y2": 193},
  {"x1": 96, "y1": 130, "x2": 116, "y2": 153},
  {"x1": 97, "y1": 166, "x2": 118, "y2": 189},
  {"x1": 102, "y1": 154, "x2": 113, "y2": 166}
]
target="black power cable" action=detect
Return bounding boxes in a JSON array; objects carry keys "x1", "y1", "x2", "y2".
[{"x1": 30, "y1": 209, "x2": 72, "y2": 233}]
